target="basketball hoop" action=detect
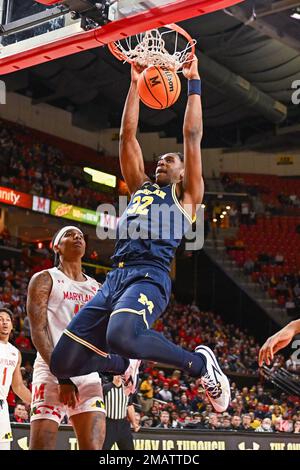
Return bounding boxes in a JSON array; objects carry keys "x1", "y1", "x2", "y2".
[{"x1": 108, "y1": 23, "x2": 196, "y2": 71}]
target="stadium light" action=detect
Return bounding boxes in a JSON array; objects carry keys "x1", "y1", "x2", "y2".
[{"x1": 83, "y1": 167, "x2": 116, "y2": 188}]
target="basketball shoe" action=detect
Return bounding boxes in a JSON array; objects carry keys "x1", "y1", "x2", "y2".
[{"x1": 195, "y1": 345, "x2": 230, "y2": 412}]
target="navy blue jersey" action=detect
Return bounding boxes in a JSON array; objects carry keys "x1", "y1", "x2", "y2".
[{"x1": 112, "y1": 181, "x2": 194, "y2": 271}]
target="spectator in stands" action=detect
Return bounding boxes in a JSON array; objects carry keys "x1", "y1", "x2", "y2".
[
  {"x1": 251, "y1": 387, "x2": 264, "y2": 406},
  {"x1": 139, "y1": 375, "x2": 154, "y2": 413},
  {"x1": 11, "y1": 403, "x2": 29, "y2": 423},
  {"x1": 171, "y1": 383, "x2": 182, "y2": 406},
  {"x1": 186, "y1": 382, "x2": 198, "y2": 402},
  {"x1": 231, "y1": 415, "x2": 242, "y2": 431},
  {"x1": 204, "y1": 413, "x2": 219, "y2": 430},
  {"x1": 278, "y1": 415, "x2": 293, "y2": 433},
  {"x1": 14, "y1": 330, "x2": 32, "y2": 351},
  {"x1": 240, "y1": 202, "x2": 250, "y2": 224},
  {"x1": 229, "y1": 205, "x2": 239, "y2": 227},
  {"x1": 149, "y1": 404, "x2": 160, "y2": 427},
  {"x1": 182, "y1": 413, "x2": 200, "y2": 429},
  {"x1": 22, "y1": 314, "x2": 31, "y2": 338},
  {"x1": 255, "y1": 418, "x2": 273, "y2": 433},
  {"x1": 156, "y1": 411, "x2": 171, "y2": 429},
  {"x1": 241, "y1": 414, "x2": 254, "y2": 432},
  {"x1": 220, "y1": 414, "x2": 232, "y2": 431},
  {"x1": 168, "y1": 369, "x2": 181, "y2": 388},
  {"x1": 253, "y1": 402, "x2": 267, "y2": 420},
  {"x1": 157, "y1": 382, "x2": 173, "y2": 402},
  {"x1": 250, "y1": 195, "x2": 259, "y2": 214},
  {"x1": 140, "y1": 416, "x2": 153, "y2": 428},
  {"x1": 289, "y1": 194, "x2": 297, "y2": 206},
  {"x1": 170, "y1": 411, "x2": 183, "y2": 429},
  {"x1": 178, "y1": 410, "x2": 189, "y2": 425},
  {"x1": 293, "y1": 420, "x2": 300, "y2": 433},
  {"x1": 178, "y1": 394, "x2": 192, "y2": 414}
]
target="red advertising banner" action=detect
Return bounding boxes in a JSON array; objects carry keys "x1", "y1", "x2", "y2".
[{"x1": 0, "y1": 186, "x2": 32, "y2": 209}]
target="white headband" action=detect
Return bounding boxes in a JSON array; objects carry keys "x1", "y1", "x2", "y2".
[{"x1": 53, "y1": 226, "x2": 84, "y2": 250}]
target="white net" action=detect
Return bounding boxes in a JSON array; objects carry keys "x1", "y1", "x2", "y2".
[{"x1": 112, "y1": 26, "x2": 196, "y2": 71}]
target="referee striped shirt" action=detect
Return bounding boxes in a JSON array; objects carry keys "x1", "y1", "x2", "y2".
[{"x1": 103, "y1": 383, "x2": 132, "y2": 420}]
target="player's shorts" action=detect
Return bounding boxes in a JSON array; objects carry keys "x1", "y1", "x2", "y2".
[
  {"x1": 64, "y1": 262, "x2": 171, "y2": 354},
  {"x1": 0, "y1": 400, "x2": 12, "y2": 443},
  {"x1": 30, "y1": 376, "x2": 105, "y2": 425},
  {"x1": 0, "y1": 441, "x2": 10, "y2": 450}
]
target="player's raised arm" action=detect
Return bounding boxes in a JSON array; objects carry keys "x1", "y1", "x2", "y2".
[
  {"x1": 27, "y1": 271, "x2": 53, "y2": 366},
  {"x1": 11, "y1": 352, "x2": 31, "y2": 404},
  {"x1": 119, "y1": 64, "x2": 151, "y2": 194},
  {"x1": 182, "y1": 55, "x2": 204, "y2": 212},
  {"x1": 259, "y1": 319, "x2": 300, "y2": 366}
]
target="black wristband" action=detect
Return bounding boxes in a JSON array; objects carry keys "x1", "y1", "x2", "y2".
[
  {"x1": 58, "y1": 378, "x2": 74, "y2": 385},
  {"x1": 188, "y1": 79, "x2": 201, "y2": 96}
]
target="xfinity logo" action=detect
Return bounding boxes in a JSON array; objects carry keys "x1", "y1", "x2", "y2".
[
  {"x1": 291, "y1": 80, "x2": 300, "y2": 105},
  {"x1": 0, "y1": 80, "x2": 6, "y2": 104}
]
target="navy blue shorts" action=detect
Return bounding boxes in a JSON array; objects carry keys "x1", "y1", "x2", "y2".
[{"x1": 64, "y1": 264, "x2": 172, "y2": 354}]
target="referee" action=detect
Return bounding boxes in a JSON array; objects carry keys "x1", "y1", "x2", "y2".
[{"x1": 103, "y1": 375, "x2": 140, "y2": 450}]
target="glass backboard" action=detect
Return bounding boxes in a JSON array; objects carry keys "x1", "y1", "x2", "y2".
[{"x1": 0, "y1": 0, "x2": 244, "y2": 75}]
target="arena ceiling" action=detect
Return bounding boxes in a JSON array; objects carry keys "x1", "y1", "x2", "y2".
[{"x1": 2, "y1": 0, "x2": 300, "y2": 148}]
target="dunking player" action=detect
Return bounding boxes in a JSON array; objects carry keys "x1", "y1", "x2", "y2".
[
  {"x1": 27, "y1": 226, "x2": 109, "y2": 450},
  {"x1": 259, "y1": 319, "x2": 300, "y2": 367},
  {"x1": 0, "y1": 308, "x2": 31, "y2": 450},
  {"x1": 51, "y1": 56, "x2": 230, "y2": 412}
]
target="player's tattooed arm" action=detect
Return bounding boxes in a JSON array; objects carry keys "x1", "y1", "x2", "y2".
[
  {"x1": 181, "y1": 55, "x2": 204, "y2": 211},
  {"x1": 119, "y1": 63, "x2": 151, "y2": 194},
  {"x1": 27, "y1": 271, "x2": 53, "y2": 366}
]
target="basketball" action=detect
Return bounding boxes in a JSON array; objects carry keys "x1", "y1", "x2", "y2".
[{"x1": 137, "y1": 66, "x2": 181, "y2": 109}]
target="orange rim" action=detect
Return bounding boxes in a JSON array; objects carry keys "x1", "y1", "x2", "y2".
[{"x1": 108, "y1": 23, "x2": 195, "y2": 66}]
